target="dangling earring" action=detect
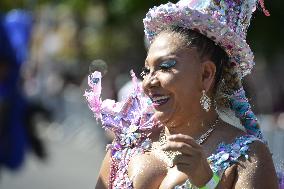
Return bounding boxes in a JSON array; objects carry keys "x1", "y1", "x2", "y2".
[{"x1": 200, "y1": 90, "x2": 211, "y2": 112}]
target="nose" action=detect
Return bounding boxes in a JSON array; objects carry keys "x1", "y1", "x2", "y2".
[{"x1": 142, "y1": 72, "x2": 160, "y2": 91}]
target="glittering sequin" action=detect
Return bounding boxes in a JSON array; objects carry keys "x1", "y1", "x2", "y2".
[
  {"x1": 84, "y1": 71, "x2": 280, "y2": 189},
  {"x1": 175, "y1": 135, "x2": 261, "y2": 188},
  {"x1": 85, "y1": 70, "x2": 159, "y2": 188},
  {"x1": 143, "y1": 0, "x2": 262, "y2": 78},
  {"x1": 230, "y1": 87, "x2": 263, "y2": 139}
]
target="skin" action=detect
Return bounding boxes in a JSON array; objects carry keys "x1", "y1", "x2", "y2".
[{"x1": 95, "y1": 32, "x2": 278, "y2": 189}]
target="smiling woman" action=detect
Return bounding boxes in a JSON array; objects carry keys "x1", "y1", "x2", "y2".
[
  {"x1": 89, "y1": 0, "x2": 280, "y2": 189},
  {"x1": 142, "y1": 30, "x2": 216, "y2": 126}
]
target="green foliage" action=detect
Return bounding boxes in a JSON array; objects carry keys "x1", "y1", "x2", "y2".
[{"x1": 0, "y1": 0, "x2": 283, "y2": 66}]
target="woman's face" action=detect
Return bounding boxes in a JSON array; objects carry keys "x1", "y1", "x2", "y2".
[{"x1": 142, "y1": 32, "x2": 207, "y2": 126}]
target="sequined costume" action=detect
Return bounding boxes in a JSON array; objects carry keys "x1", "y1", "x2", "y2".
[
  {"x1": 175, "y1": 135, "x2": 260, "y2": 188},
  {"x1": 84, "y1": 71, "x2": 264, "y2": 189},
  {"x1": 111, "y1": 133, "x2": 260, "y2": 189},
  {"x1": 84, "y1": 71, "x2": 158, "y2": 188}
]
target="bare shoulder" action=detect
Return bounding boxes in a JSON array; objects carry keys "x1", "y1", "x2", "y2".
[
  {"x1": 234, "y1": 139, "x2": 279, "y2": 189},
  {"x1": 213, "y1": 122, "x2": 278, "y2": 188},
  {"x1": 212, "y1": 120, "x2": 247, "y2": 145}
]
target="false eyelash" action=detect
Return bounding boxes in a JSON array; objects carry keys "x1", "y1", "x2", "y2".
[{"x1": 159, "y1": 60, "x2": 176, "y2": 70}]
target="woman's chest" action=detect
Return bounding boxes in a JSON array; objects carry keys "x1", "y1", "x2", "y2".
[{"x1": 128, "y1": 153, "x2": 189, "y2": 189}]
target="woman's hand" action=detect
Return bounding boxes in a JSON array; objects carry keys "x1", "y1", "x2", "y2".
[{"x1": 161, "y1": 134, "x2": 213, "y2": 187}]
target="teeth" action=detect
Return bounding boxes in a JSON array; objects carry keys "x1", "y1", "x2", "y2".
[{"x1": 152, "y1": 96, "x2": 169, "y2": 102}]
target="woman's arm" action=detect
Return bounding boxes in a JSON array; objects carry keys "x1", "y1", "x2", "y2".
[
  {"x1": 95, "y1": 150, "x2": 111, "y2": 189},
  {"x1": 234, "y1": 141, "x2": 278, "y2": 189}
]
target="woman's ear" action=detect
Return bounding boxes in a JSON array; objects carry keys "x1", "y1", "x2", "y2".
[{"x1": 201, "y1": 60, "x2": 216, "y2": 92}]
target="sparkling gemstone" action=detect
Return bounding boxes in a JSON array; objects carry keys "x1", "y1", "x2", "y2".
[
  {"x1": 220, "y1": 153, "x2": 230, "y2": 161},
  {"x1": 204, "y1": 101, "x2": 210, "y2": 110},
  {"x1": 192, "y1": 20, "x2": 201, "y2": 26},
  {"x1": 220, "y1": 27, "x2": 227, "y2": 35},
  {"x1": 240, "y1": 62, "x2": 247, "y2": 69},
  {"x1": 92, "y1": 77, "x2": 100, "y2": 84},
  {"x1": 129, "y1": 124, "x2": 138, "y2": 133}
]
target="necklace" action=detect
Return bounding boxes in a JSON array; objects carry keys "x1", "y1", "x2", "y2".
[{"x1": 150, "y1": 117, "x2": 219, "y2": 167}]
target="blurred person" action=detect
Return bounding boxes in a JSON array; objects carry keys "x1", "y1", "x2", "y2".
[
  {"x1": 0, "y1": 10, "x2": 46, "y2": 172},
  {"x1": 84, "y1": 1, "x2": 282, "y2": 189}
]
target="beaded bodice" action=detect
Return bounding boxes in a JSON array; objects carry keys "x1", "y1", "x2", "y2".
[
  {"x1": 108, "y1": 132, "x2": 259, "y2": 189},
  {"x1": 174, "y1": 135, "x2": 260, "y2": 189}
]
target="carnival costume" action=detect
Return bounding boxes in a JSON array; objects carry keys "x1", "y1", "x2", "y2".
[{"x1": 84, "y1": 0, "x2": 284, "y2": 188}]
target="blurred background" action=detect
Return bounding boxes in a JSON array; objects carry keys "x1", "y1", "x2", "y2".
[{"x1": 0, "y1": 0, "x2": 283, "y2": 189}]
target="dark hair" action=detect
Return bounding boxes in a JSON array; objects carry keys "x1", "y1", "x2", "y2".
[{"x1": 159, "y1": 26, "x2": 228, "y2": 93}]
